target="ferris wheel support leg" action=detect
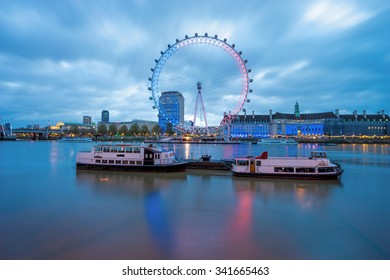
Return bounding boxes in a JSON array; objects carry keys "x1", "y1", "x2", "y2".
[
  {"x1": 193, "y1": 90, "x2": 200, "y2": 128},
  {"x1": 199, "y1": 91, "x2": 208, "y2": 134}
]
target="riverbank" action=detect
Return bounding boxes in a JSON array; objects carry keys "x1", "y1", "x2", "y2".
[{"x1": 296, "y1": 137, "x2": 390, "y2": 144}]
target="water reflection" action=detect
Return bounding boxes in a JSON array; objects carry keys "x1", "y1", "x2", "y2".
[
  {"x1": 76, "y1": 170, "x2": 187, "y2": 195},
  {"x1": 232, "y1": 177, "x2": 342, "y2": 210}
]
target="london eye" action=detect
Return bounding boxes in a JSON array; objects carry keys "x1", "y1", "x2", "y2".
[{"x1": 148, "y1": 33, "x2": 252, "y2": 135}]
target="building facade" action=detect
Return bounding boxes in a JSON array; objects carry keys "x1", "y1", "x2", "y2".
[
  {"x1": 101, "y1": 110, "x2": 109, "y2": 123},
  {"x1": 158, "y1": 91, "x2": 184, "y2": 132},
  {"x1": 224, "y1": 103, "x2": 389, "y2": 138},
  {"x1": 83, "y1": 116, "x2": 92, "y2": 126}
]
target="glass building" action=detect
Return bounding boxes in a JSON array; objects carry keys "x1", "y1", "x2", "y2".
[
  {"x1": 101, "y1": 110, "x2": 109, "y2": 123},
  {"x1": 158, "y1": 91, "x2": 184, "y2": 132},
  {"x1": 83, "y1": 116, "x2": 92, "y2": 126}
]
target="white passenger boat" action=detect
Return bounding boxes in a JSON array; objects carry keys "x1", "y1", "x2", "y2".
[
  {"x1": 258, "y1": 137, "x2": 298, "y2": 145},
  {"x1": 232, "y1": 151, "x2": 343, "y2": 180},
  {"x1": 76, "y1": 144, "x2": 187, "y2": 172},
  {"x1": 59, "y1": 137, "x2": 93, "y2": 143}
]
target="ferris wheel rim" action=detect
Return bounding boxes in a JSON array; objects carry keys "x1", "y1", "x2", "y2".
[{"x1": 148, "y1": 33, "x2": 251, "y2": 134}]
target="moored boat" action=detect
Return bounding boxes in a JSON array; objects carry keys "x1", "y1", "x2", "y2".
[
  {"x1": 258, "y1": 137, "x2": 298, "y2": 145},
  {"x1": 232, "y1": 151, "x2": 343, "y2": 180},
  {"x1": 76, "y1": 143, "x2": 187, "y2": 172},
  {"x1": 59, "y1": 137, "x2": 93, "y2": 143}
]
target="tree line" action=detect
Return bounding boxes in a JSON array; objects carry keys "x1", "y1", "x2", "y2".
[
  {"x1": 66, "y1": 123, "x2": 175, "y2": 137},
  {"x1": 97, "y1": 123, "x2": 165, "y2": 136}
]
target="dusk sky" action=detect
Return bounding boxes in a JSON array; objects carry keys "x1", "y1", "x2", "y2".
[{"x1": 1, "y1": 0, "x2": 389, "y2": 127}]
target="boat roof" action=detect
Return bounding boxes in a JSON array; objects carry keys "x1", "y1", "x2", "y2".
[{"x1": 234, "y1": 151, "x2": 327, "y2": 160}]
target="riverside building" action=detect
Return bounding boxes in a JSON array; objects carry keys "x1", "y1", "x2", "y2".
[{"x1": 225, "y1": 102, "x2": 389, "y2": 138}]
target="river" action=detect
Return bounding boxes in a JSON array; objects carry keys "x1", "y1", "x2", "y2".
[{"x1": 0, "y1": 141, "x2": 389, "y2": 259}]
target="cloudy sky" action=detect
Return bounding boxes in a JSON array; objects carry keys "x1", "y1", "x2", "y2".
[{"x1": 0, "y1": 0, "x2": 389, "y2": 127}]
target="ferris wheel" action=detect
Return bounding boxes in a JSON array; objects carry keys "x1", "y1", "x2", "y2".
[{"x1": 148, "y1": 33, "x2": 252, "y2": 134}]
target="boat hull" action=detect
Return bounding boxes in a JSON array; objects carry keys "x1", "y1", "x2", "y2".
[
  {"x1": 76, "y1": 162, "x2": 187, "y2": 172},
  {"x1": 232, "y1": 169, "x2": 344, "y2": 180}
]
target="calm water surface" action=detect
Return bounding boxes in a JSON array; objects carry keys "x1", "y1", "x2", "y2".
[{"x1": 0, "y1": 141, "x2": 389, "y2": 259}]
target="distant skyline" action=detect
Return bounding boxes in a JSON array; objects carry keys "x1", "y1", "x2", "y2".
[{"x1": 1, "y1": 0, "x2": 389, "y2": 127}]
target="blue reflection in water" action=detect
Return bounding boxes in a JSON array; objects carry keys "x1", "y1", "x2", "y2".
[{"x1": 145, "y1": 191, "x2": 172, "y2": 253}]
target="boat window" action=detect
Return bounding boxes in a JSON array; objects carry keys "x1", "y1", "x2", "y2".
[
  {"x1": 236, "y1": 160, "x2": 249, "y2": 166},
  {"x1": 274, "y1": 167, "x2": 294, "y2": 172},
  {"x1": 115, "y1": 160, "x2": 121, "y2": 164},
  {"x1": 95, "y1": 159, "x2": 101, "y2": 163},
  {"x1": 136, "y1": 161, "x2": 142, "y2": 165},
  {"x1": 122, "y1": 160, "x2": 128, "y2": 164},
  {"x1": 103, "y1": 147, "x2": 110, "y2": 153},
  {"x1": 102, "y1": 160, "x2": 107, "y2": 164},
  {"x1": 110, "y1": 147, "x2": 117, "y2": 153},
  {"x1": 256, "y1": 161, "x2": 261, "y2": 166},
  {"x1": 311, "y1": 151, "x2": 327, "y2": 158},
  {"x1": 296, "y1": 167, "x2": 315, "y2": 173},
  {"x1": 95, "y1": 147, "x2": 102, "y2": 152},
  {"x1": 134, "y1": 148, "x2": 141, "y2": 153},
  {"x1": 318, "y1": 167, "x2": 336, "y2": 173},
  {"x1": 117, "y1": 147, "x2": 125, "y2": 153},
  {"x1": 109, "y1": 160, "x2": 114, "y2": 164},
  {"x1": 125, "y1": 147, "x2": 132, "y2": 153},
  {"x1": 129, "y1": 161, "x2": 135, "y2": 164}
]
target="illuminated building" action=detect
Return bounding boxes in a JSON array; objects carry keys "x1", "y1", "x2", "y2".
[
  {"x1": 158, "y1": 91, "x2": 184, "y2": 132},
  {"x1": 224, "y1": 102, "x2": 389, "y2": 138}
]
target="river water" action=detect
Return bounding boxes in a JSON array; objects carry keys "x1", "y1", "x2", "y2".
[{"x1": 0, "y1": 141, "x2": 389, "y2": 260}]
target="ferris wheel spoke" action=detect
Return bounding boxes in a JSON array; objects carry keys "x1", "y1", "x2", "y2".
[{"x1": 150, "y1": 34, "x2": 250, "y2": 134}]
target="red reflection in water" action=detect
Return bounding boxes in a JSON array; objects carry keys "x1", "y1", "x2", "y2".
[{"x1": 225, "y1": 192, "x2": 256, "y2": 257}]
